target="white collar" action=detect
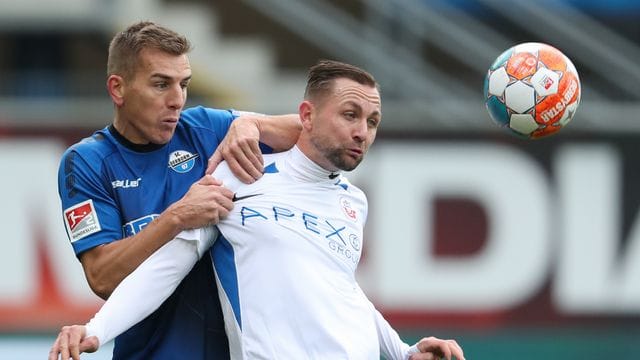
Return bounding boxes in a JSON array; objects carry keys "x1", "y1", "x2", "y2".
[{"x1": 282, "y1": 146, "x2": 341, "y2": 183}]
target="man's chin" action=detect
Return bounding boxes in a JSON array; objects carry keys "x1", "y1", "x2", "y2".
[
  {"x1": 326, "y1": 151, "x2": 363, "y2": 172},
  {"x1": 338, "y1": 158, "x2": 362, "y2": 172},
  {"x1": 155, "y1": 131, "x2": 176, "y2": 144}
]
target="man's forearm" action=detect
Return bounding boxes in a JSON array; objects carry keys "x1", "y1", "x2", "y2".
[
  {"x1": 258, "y1": 114, "x2": 301, "y2": 151},
  {"x1": 86, "y1": 235, "x2": 202, "y2": 345},
  {"x1": 79, "y1": 209, "x2": 183, "y2": 299},
  {"x1": 373, "y1": 307, "x2": 412, "y2": 360},
  {"x1": 357, "y1": 283, "x2": 411, "y2": 360},
  {"x1": 85, "y1": 226, "x2": 216, "y2": 345}
]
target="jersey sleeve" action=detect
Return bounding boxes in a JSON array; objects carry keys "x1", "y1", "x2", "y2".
[
  {"x1": 181, "y1": 106, "x2": 273, "y2": 154},
  {"x1": 58, "y1": 146, "x2": 124, "y2": 256},
  {"x1": 85, "y1": 226, "x2": 218, "y2": 346},
  {"x1": 181, "y1": 106, "x2": 235, "y2": 145},
  {"x1": 373, "y1": 307, "x2": 413, "y2": 360},
  {"x1": 353, "y1": 284, "x2": 412, "y2": 360}
]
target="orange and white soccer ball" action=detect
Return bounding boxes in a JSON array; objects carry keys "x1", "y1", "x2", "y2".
[{"x1": 483, "y1": 42, "x2": 581, "y2": 139}]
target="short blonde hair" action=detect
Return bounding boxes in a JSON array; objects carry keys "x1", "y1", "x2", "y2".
[{"x1": 107, "y1": 21, "x2": 191, "y2": 79}]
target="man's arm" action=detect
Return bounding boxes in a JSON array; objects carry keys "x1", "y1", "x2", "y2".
[
  {"x1": 49, "y1": 227, "x2": 217, "y2": 360},
  {"x1": 76, "y1": 112, "x2": 293, "y2": 299},
  {"x1": 406, "y1": 337, "x2": 465, "y2": 360},
  {"x1": 257, "y1": 114, "x2": 302, "y2": 152},
  {"x1": 356, "y1": 284, "x2": 465, "y2": 360},
  {"x1": 370, "y1": 303, "x2": 411, "y2": 359},
  {"x1": 372, "y1": 308, "x2": 466, "y2": 360},
  {"x1": 81, "y1": 175, "x2": 232, "y2": 299},
  {"x1": 207, "y1": 113, "x2": 301, "y2": 182}
]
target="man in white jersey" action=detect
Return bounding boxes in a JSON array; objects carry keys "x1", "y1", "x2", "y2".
[{"x1": 50, "y1": 60, "x2": 465, "y2": 360}]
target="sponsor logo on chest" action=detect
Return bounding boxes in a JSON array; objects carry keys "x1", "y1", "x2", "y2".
[
  {"x1": 238, "y1": 198, "x2": 363, "y2": 266},
  {"x1": 123, "y1": 214, "x2": 160, "y2": 237},
  {"x1": 111, "y1": 177, "x2": 141, "y2": 189}
]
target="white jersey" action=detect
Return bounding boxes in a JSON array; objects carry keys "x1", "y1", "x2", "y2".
[
  {"x1": 212, "y1": 146, "x2": 378, "y2": 359},
  {"x1": 84, "y1": 146, "x2": 414, "y2": 359}
]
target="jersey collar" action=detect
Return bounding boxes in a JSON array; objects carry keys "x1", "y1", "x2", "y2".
[
  {"x1": 284, "y1": 146, "x2": 341, "y2": 183},
  {"x1": 108, "y1": 125, "x2": 166, "y2": 153}
]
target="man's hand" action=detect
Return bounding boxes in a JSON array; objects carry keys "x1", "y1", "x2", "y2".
[
  {"x1": 167, "y1": 175, "x2": 234, "y2": 231},
  {"x1": 408, "y1": 336, "x2": 465, "y2": 360},
  {"x1": 207, "y1": 116, "x2": 264, "y2": 183},
  {"x1": 48, "y1": 325, "x2": 98, "y2": 360}
]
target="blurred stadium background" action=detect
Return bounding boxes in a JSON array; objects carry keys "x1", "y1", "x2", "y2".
[{"x1": 1, "y1": 0, "x2": 639, "y2": 358}]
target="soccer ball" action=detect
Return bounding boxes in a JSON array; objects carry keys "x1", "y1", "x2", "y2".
[{"x1": 483, "y1": 42, "x2": 581, "y2": 139}]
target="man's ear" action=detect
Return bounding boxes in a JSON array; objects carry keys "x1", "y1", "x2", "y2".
[
  {"x1": 298, "y1": 100, "x2": 314, "y2": 131},
  {"x1": 107, "y1": 75, "x2": 125, "y2": 106}
]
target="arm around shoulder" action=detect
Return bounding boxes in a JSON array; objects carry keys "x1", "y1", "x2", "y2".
[
  {"x1": 255, "y1": 113, "x2": 301, "y2": 152},
  {"x1": 206, "y1": 113, "x2": 301, "y2": 180}
]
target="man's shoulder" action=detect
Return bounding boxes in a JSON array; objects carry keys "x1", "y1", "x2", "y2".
[
  {"x1": 335, "y1": 175, "x2": 367, "y2": 205},
  {"x1": 262, "y1": 151, "x2": 286, "y2": 164},
  {"x1": 63, "y1": 128, "x2": 115, "y2": 161},
  {"x1": 213, "y1": 152, "x2": 281, "y2": 194},
  {"x1": 180, "y1": 106, "x2": 235, "y2": 126}
]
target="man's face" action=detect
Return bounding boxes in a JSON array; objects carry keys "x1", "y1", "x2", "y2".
[
  {"x1": 307, "y1": 78, "x2": 381, "y2": 172},
  {"x1": 115, "y1": 48, "x2": 192, "y2": 144}
]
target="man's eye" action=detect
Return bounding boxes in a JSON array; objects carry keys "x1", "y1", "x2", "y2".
[{"x1": 155, "y1": 82, "x2": 168, "y2": 89}]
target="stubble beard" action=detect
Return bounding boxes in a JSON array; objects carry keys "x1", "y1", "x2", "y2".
[
  {"x1": 326, "y1": 148, "x2": 362, "y2": 171},
  {"x1": 311, "y1": 136, "x2": 363, "y2": 172}
]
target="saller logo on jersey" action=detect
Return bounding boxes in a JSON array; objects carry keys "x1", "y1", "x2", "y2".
[
  {"x1": 64, "y1": 199, "x2": 101, "y2": 242},
  {"x1": 168, "y1": 150, "x2": 199, "y2": 173}
]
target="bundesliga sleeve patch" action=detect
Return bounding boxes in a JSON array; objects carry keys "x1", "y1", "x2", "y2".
[{"x1": 64, "y1": 199, "x2": 102, "y2": 242}]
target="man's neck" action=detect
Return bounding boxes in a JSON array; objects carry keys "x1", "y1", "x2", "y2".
[
  {"x1": 295, "y1": 140, "x2": 339, "y2": 174},
  {"x1": 108, "y1": 124, "x2": 164, "y2": 153}
]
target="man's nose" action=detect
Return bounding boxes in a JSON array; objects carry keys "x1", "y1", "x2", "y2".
[
  {"x1": 352, "y1": 119, "x2": 368, "y2": 142},
  {"x1": 167, "y1": 85, "x2": 186, "y2": 109}
]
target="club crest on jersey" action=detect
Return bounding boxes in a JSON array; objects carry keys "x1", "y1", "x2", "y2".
[
  {"x1": 168, "y1": 150, "x2": 199, "y2": 173},
  {"x1": 339, "y1": 197, "x2": 357, "y2": 221},
  {"x1": 64, "y1": 199, "x2": 101, "y2": 242}
]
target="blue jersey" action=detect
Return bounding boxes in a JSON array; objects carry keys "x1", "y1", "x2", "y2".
[{"x1": 58, "y1": 106, "x2": 243, "y2": 359}]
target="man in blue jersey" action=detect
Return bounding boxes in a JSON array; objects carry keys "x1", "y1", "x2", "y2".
[
  {"x1": 50, "y1": 60, "x2": 464, "y2": 360},
  {"x1": 52, "y1": 21, "x2": 301, "y2": 360}
]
